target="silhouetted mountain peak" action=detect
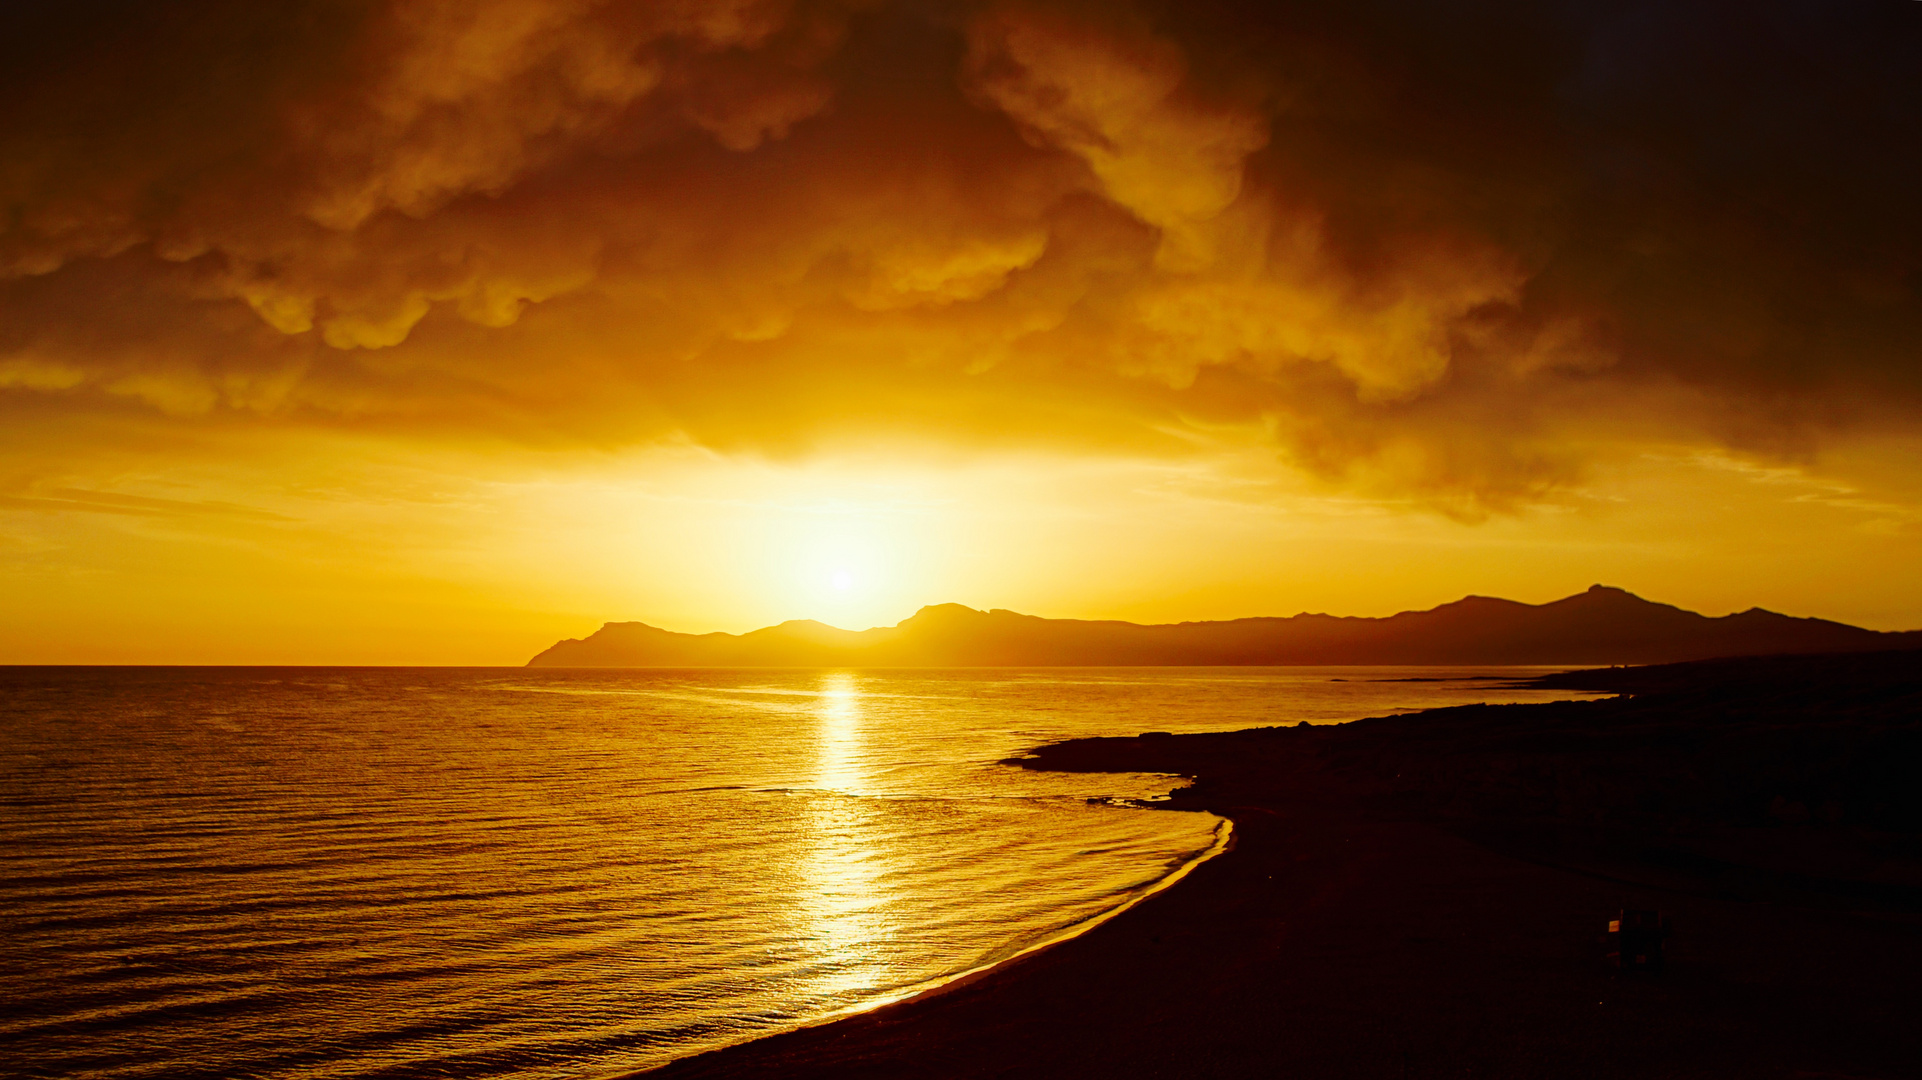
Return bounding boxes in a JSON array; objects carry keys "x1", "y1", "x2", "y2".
[
  {"x1": 908, "y1": 603, "x2": 986, "y2": 621},
  {"x1": 1572, "y1": 584, "x2": 1646, "y2": 602},
  {"x1": 1416, "y1": 594, "x2": 1530, "y2": 620}
]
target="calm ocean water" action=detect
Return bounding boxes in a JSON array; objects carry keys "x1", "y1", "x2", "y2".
[{"x1": 0, "y1": 666, "x2": 1590, "y2": 1079}]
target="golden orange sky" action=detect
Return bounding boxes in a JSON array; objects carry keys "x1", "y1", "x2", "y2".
[{"x1": 3, "y1": 0, "x2": 1920, "y2": 663}]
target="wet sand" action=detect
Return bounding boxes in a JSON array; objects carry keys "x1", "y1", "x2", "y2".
[{"x1": 646, "y1": 654, "x2": 1922, "y2": 1079}]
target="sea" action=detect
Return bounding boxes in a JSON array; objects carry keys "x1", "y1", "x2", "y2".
[{"x1": 0, "y1": 666, "x2": 1592, "y2": 1079}]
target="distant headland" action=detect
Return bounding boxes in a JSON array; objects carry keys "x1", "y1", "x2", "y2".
[{"x1": 526, "y1": 585, "x2": 1922, "y2": 667}]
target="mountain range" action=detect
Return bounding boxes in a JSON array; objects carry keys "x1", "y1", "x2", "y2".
[{"x1": 526, "y1": 586, "x2": 1922, "y2": 667}]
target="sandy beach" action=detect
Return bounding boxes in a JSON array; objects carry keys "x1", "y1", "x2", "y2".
[{"x1": 647, "y1": 654, "x2": 1922, "y2": 1079}]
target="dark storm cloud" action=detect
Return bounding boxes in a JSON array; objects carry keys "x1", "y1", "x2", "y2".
[{"x1": 2, "y1": 0, "x2": 1917, "y2": 511}]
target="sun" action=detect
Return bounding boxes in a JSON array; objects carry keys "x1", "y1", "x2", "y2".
[
  {"x1": 708, "y1": 475, "x2": 958, "y2": 627},
  {"x1": 781, "y1": 525, "x2": 889, "y2": 619}
]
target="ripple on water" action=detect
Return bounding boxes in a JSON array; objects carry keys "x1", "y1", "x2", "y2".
[{"x1": 0, "y1": 665, "x2": 1586, "y2": 1077}]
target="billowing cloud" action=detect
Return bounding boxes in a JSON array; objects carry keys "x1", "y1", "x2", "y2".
[{"x1": 2, "y1": 0, "x2": 1919, "y2": 515}]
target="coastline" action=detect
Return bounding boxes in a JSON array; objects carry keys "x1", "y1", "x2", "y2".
[
  {"x1": 613, "y1": 814, "x2": 1234, "y2": 1077},
  {"x1": 641, "y1": 651, "x2": 1922, "y2": 1079},
  {"x1": 827, "y1": 813, "x2": 1236, "y2": 1014}
]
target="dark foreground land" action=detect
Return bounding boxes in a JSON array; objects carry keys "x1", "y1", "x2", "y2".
[{"x1": 647, "y1": 651, "x2": 1922, "y2": 1079}]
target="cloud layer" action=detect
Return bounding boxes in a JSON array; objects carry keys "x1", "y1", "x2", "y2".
[{"x1": 3, "y1": 0, "x2": 1919, "y2": 512}]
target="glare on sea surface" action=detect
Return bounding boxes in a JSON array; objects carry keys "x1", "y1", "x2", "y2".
[
  {"x1": 815, "y1": 673, "x2": 864, "y2": 796},
  {"x1": 799, "y1": 673, "x2": 895, "y2": 1000}
]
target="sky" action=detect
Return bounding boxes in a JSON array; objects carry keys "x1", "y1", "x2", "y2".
[{"x1": 3, "y1": 0, "x2": 1921, "y2": 664}]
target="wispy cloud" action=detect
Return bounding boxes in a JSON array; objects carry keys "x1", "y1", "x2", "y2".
[{"x1": 0, "y1": 488, "x2": 294, "y2": 521}]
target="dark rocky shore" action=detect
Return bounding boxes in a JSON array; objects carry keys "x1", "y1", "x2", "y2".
[{"x1": 645, "y1": 650, "x2": 1922, "y2": 1079}]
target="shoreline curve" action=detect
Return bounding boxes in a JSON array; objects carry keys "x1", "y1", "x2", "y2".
[{"x1": 620, "y1": 811, "x2": 1234, "y2": 1078}]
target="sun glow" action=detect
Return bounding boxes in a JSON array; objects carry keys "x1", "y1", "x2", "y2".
[
  {"x1": 11, "y1": 440, "x2": 1922, "y2": 665},
  {"x1": 761, "y1": 500, "x2": 918, "y2": 627}
]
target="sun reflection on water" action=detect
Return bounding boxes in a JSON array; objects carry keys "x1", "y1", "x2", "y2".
[
  {"x1": 815, "y1": 672, "x2": 864, "y2": 796},
  {"x1": 798, "y1": 672, "x2": 897, "y2": 1001}
]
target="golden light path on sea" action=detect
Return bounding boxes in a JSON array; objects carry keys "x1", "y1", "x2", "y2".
[{"x1": 800, "y1": 673, "x2": 893, "y2": 1001}]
